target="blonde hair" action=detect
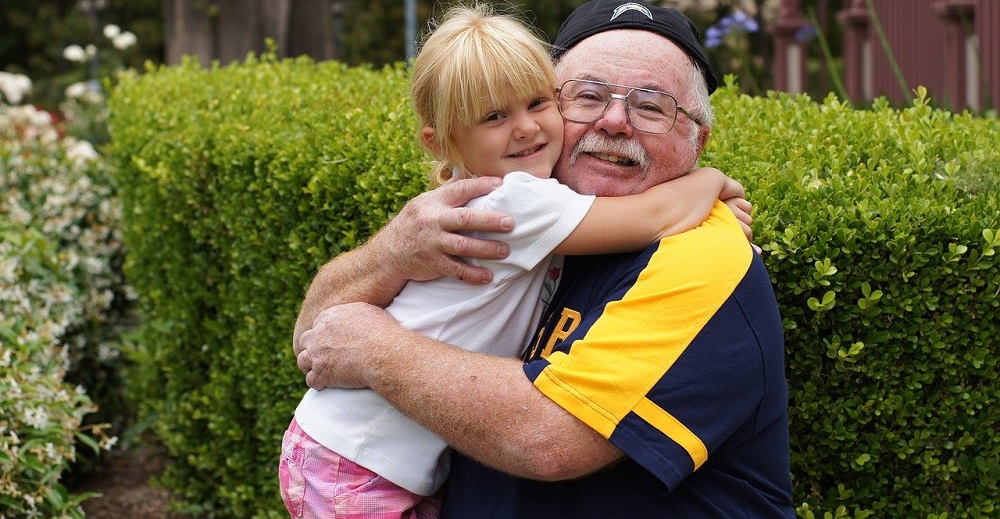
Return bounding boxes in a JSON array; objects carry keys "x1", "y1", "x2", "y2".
[{"x1": 410, "y1": 3, "x2": 557, "y2": 186}]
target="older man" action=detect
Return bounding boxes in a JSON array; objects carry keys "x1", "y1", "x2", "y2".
[{"x1": 294, "y1": 1, "x2": 794, "y2": 517}]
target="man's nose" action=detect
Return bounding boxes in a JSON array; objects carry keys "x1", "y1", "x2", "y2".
[{"x1": 594, "y1": 97, "x2": 634, "y2": 137}]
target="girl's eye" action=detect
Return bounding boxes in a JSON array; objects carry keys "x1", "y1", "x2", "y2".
[
  {"x1": 528, "y1": 97, "x2": 551, "y2": 110},
  {"x1": 483, "y1": 111, "x2": 504, "y2": 122}
]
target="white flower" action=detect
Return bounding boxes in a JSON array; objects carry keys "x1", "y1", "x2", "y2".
[
  {"x1": 101, "y1": 435, "x2": 119, "y2": 451},
  {"x1": 63, "y1": 44, "x2": 88, "y2": 63},
  {"x1": 0, "y1": 72, "x2": 32, "y2": 104},
  {"x1": 0, "y1": 257, "x2": 16, "y2": 282},
  {"x1": 23, "y1": 407, "x2": 50, "y2": 429},
  {"x1": 27, "y1": 106, "x2": 52, "y2": 127},
  {"x1": 112, "y1": 31, "x2": 137, "y2": 50},
  {"x1": 65, "y1": 81, "x2": 88, "y2": 99},
  {"x1": 103, "y1": 24, "x2": 121, "y2": 39},
  {"x1": 85, "y1": 44, "x2": 97, "y2": 57},
  {"x1": 66, "y1": 140, "x2": 99, "y2": 163}
]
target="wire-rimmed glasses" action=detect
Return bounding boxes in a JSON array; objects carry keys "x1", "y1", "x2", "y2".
[{"x1": 556, "y1": 79, "x2": 700, "y2": 134}]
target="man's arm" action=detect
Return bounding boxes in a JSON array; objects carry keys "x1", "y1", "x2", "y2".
[
  {"x1": 293, "y1": 176, "x2": 514, "y2": 352},
  {"x1": 298, "y1": 302, "x2": 623, "y2": 480}
]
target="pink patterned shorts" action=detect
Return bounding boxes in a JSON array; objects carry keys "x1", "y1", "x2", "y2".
[{"x1": 279, "y1": 418, "x2": 442, "y2": 519}]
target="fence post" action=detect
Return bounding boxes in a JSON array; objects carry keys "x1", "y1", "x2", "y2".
[
  {"x1": 772, "y1": 0, "x2": 809, "y2": 93},
  {"x1": 933, "y1": 0, "x2": 978, "y2": 111},
  {"x1": 838, "y1": 0, "x2": 871, "y2": 103}
]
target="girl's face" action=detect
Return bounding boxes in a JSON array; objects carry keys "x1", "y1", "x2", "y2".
[{"x1": 450, "y1": 90, "x2": 564, "y2": 179}]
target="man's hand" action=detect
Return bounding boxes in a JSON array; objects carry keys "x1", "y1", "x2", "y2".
[
  {"x1": 293, "y1": 176, "x2": 514, "y2": 354},
  {"x1": 378, "y1": 176, "x2": 514, "y2": 285},
  {"x1": 298, "y1": 302, "x2": 394, "y2": 388}
]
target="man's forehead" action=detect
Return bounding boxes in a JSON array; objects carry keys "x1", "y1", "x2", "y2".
[{"x1": 555, "y1": 30, "x2": 688, "y2": 91}]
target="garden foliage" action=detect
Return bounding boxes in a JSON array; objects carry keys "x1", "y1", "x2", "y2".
[
  {"x1": 1, "y1": 104, "x2": 130, "y2": 518},
  {"x1": 108, "y1": 57, "x2": 999, "y2": 518}
]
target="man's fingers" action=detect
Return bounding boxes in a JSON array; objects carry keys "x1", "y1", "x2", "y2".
[
  {"x1": 439, "y1": 206, "x2": 514, "y2": 234},
  {"x1": 438, "y1": 256, "x2": 494, "y2": 284},
  {"x1": 439, "y1": 232, "x2": 509, "y2": 260},
  {"x1": 296, "y1": 348, "x2": 313, "y2": 374},
  {"x1": 305, "y1": 370, "x2": 326, "y2": 391},
  {"x1": 439, "y1": 176, "x2": 503, "y2": 206}
]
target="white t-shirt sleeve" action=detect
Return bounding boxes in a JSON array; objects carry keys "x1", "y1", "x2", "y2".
[{"x1": 467, "y1": 171, "x2": 595, "y2": 274}]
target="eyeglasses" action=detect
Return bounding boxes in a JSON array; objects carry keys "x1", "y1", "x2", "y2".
[{"x1": 556, "y1": 79, "x2": 700, "y2": 134}]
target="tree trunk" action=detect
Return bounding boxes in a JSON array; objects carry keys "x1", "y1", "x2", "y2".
[
  {"x1": 163, "y1": 0, "x2": 213, "y2": 65},
  {"x1": 163, "y1": 0, "x2": 333, "y2": 66},
  {"x1": 289, "y1": 0, "x2": 335, "y2": 60}
]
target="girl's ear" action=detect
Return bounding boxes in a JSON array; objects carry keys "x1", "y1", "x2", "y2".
[{"x1": 420, "y1": 127, "x2": 441, "y2": 155}]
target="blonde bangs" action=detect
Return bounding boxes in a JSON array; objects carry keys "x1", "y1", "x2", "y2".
[{"x1": 444, "y1": 24, "x2": 557, "y2": 129}]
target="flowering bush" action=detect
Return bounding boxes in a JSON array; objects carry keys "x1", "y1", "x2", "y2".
[
  {"x1": 59, "y1": 22, "x2": 138, "y2": 146},
  {"x1": 1, "y1": 72, "x2": 132, "y2": 518}
]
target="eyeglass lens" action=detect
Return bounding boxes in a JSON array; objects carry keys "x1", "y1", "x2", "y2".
[{"x1": 557, "y1": 80, "x2": 679, "y2": 134}]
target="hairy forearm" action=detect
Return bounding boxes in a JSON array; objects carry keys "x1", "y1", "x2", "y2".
[
  {"x1": 360, "y1": 327, "x2": 622, "y2": 480},
  {"x1": 293, "y1": 244, "x2": 407, "y2": 349}
]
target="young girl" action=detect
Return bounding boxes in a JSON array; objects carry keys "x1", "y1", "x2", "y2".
[{"x1": 280, "y1": 4, "x2": 742, "y2": 518}]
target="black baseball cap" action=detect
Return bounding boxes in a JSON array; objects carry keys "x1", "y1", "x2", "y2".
[{"x1": 552, "y1": 0, "x2": 718, "y2": 94}]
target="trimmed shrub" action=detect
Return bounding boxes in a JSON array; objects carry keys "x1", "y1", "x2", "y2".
[
  {"x1": 706, "y1": 81, "x2": 1000, "y2": 518},
  {"x1": 108, "y1": 58, "x2": 999, "y2": 518},
  {"x1": 108, "y1": 55, "x2": 427, "y2": 517}
]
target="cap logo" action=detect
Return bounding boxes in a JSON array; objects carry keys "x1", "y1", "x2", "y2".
[{"x1": 610, "y1": 2, "x2": 653, "y2": 21}]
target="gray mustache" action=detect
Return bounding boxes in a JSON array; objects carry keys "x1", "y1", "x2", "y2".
[{"x1": 569, "y1": 133, "x2": 652, "y2": 177}]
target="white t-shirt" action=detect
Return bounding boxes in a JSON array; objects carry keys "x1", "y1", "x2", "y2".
[{"x1": 294, "y1": 172, "x2": 595, "y2": 495}]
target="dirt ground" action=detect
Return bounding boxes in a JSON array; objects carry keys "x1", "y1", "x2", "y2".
[{"x1": 69, "y1": 444, "x2": 197, "y2": 519}]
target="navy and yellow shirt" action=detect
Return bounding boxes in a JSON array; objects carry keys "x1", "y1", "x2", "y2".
[{"x1": 441, "y1": 203, "x2": 795, "y2": 518}]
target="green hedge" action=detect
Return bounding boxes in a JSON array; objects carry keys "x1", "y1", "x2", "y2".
[
  {"x1": 108, "y1": 57, "x2": 1000, "y2": 518},
  {"x1": 108, "y1": 55, "x2": 427, "y2": 517},
  {"x1": 706, "y1": 82, "x2": 999, "y2": 518}
]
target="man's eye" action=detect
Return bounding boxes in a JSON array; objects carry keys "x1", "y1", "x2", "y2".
[
  {"x1": 575, "y1": 91, "x2": 605, "y2": 102},
  {"x1": 635, "y1": 103, "x2": 666, "y2": 115}
]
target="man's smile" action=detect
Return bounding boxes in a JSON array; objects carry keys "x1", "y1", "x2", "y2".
[{"x1": 588, "y1": 152, "x2": 638, "y2": 167}]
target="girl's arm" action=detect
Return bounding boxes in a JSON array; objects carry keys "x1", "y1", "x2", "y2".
[{"x1": 554, "y1": 167, "x2": 746, "y2": 255}]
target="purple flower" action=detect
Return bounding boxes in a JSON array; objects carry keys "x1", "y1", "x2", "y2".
[
  {"x1": 728, "y1": 11, "x2": 759, "y2": 33},
  {"x1": 705, "y1": 26, "x2": 724, "y2": 48},
  {"x1": 704, "y1": 10, "x2": 759, "y2": 48},
  {"x1": 796, "y1": 24, "x2": 817, "y2": 43}
]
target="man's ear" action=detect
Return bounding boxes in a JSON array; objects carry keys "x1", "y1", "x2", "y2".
[
  {"x1": 695, "y1": 126, "x2": 710, "y2": 156},
  {"x1": 420, "y1": 127, "x2": 440, "y2": 155}
]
